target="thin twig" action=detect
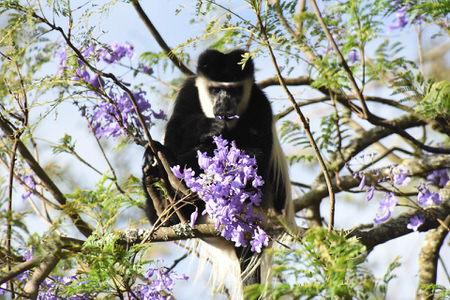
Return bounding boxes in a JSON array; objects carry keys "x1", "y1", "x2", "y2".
[
  {"x1": 131, "y1": 0, "x2": 194, "y2": 76},
  {"x1": 0, "y1": 113, "x2": 93, "y2": 237},
  {"x1": 253, "y1": 2, "x2": 335, "y2": 231},
  {"x1": 308, "y1": 0, "x2": 450, "y2": 155}
]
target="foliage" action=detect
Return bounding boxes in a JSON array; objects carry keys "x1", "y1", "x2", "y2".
[{"x1": 246, "y1": 228, "x2": 400, "y2": 300}]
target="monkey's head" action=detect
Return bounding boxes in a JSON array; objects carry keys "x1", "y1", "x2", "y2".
[{"x1": 196, "y1": 49, "x2": 254, "y2": 120}]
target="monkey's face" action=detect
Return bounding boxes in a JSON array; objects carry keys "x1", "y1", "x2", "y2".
[
  {"x1": 209, "y1": 85, "x2": 242, "y2": 118},
  {"x1": 196, "y1": 76, "x2": 253, "y2": 120}
]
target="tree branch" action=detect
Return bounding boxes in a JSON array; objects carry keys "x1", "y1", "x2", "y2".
[
  {"x1": 257, "y1": 75, "x2": 313, "y2": 89},
  {"x1": 348, "y1": 200, "x2": 449, "y2": 252},
  {"x1": 295, "y1": 153, "x2": 450, "y2": 211},
  {"x1": 131, "y1": 1, "x2": 194, "y2": 76},
  {"x1": 416, "y1": 215, "x2": 450, "y2": 300},
  {"x1": 23, "y1": 251, "x2": 61, "y2": 300}
]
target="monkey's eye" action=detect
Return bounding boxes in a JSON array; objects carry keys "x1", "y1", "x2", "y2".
[
  {"x1": 228, "y1": 86, "x2": 243, "y2": 96},
  {"x1": 209, "y1": 87, "x2": 222, "y2": 95}
]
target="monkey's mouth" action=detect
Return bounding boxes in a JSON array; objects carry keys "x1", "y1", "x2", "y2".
[{"x1": 216, "y1": 114, "x2": 240, "y2": 120}]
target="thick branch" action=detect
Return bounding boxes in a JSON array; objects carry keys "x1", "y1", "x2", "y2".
[
  {"x1": 23, "y1": 251, "x2": 61, "y2": 300},
  {"x1": 295, "y1": 153, "x2": 450, "y2": 211},
  {"x1": 416, "y1": 215, "x2": 450, "y2": 300},
  {"x1": 0, "y1": 257, "x2": 39, "y2": 285},
  {"x1": 349, "y1": 200, "x2": 450, "y2": 252},
  {"x1": 117, "y1": 221, "x2": 305, "y2": 245},
  {"x1": 118, "y1": 224, "x2": 218, "y2": 245}
]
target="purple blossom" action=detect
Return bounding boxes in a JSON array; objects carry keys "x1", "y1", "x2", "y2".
[
  {"x1": 56, "y1": 46, "x2": 68, "y2": 75},
  {"x1": 172, "y1": 136, "x2": 266, "y2": 251},
  {"x1": 348, "y1": 49, "x2": 359, "y2": 63},
  {"x1": 189, "y1": 208, "x2": 198, "y2": 228},
  {"x1": 374, "y1": 192, "x2": 398, "y2": 225},
  {"x1": 365, "y1": 185, "x2": 375, "y2": 201},
  {"x1": 35, "y1": 274, "x2": 97, "y2": 300},
  {"x1": 407, "y1": 215, "x2": 424, "y2": 232},
  {"x1": 81, "y1": 43, "x2": 96, "y2": 58},
  {"x1": 417, "y1": 185, "x2": 442, "y2": 207},
  {"x1": 57, "y1": 42, "x2": 165, "y2": 139},
  {"x1": 90, "y1": 73, "x2": 105, "y2": 89},
  {"x1": 22, "y1": 175, "x2": 36, "y2": 201},
  {"x1": 392, "y1": 166, "x2": 410, "y2": 186},
  {"x1": 250, "y1": 227, "x2": 269, "y2": 253},
  {"x1": 98, "y1": 41, "x2": 135, "y2": 64},
  {"x1": 426, "y1": 169, "x2": 449, "y2": 188},
  {"x1": 388, "y1": 6, "x2": 409, "y2": 33},
  {"x1": 131, "y1": 266, "x2": 188, "y2": 300},
  {"x1": 358, "y1": 174, "x2": 366, "y2": 190},
  {"x1": 142, "y1": 64, "x2": 154, "y2": 75},
  {"x1": 87, "y1": 88, "x2": 166, "y2": 139},
  {"x1": 72, "y1": 67, "x2": 90, "y2": 83}
]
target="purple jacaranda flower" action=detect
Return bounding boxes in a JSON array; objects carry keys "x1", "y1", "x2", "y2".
[
  {"x1": 56, "y1": 46, "x2": 68, "y2": 76},
  {"x1": 131, "y1": 265, "x2": 187, "y2": 300},
  {"x1": 358, "y1": 174, "x2": 366, "y2": 190},
  {"x1": 366, "y1": 185, "x2": 375, "y2": 201},
  {"x1": 426, "y1": 169, "x2": 449, "y2": 188},
  {"x1": 81, "y1": 42, "x2": 96, "y2": 58},
  {"x1": 189, "y1": 208, "x2": 198, "y2": 228},
  {"x1": 250, "y1": 227, "x2": 269, "y2": 253},
  {"x1": 171, "y1": 165, "x2": 184, "y2": 179},
  {"x1": 98, "y1": 41, "x2": 135, "y2": 64},
  {"x1": 174, "y1": 136, "x2": 266, "y2": 250},
  {"x1": 90, "y1": 73, "x2": 105, "y2": 89},
  {"x1": 22, "y1": 175, "x2": 36, "y2": 201},
  {"x1": 142, "y1": 64, "x2": 154, "y2": 75},
  {"x1": 374, "y1": 192, "x2": 398, "y2": 225},
  {"x1": 388, "y1": 6, "x2": 409, "y2": 33},
  {"x1": 417, "y1": 185, "x2": 442, "y2": 207},
  {"x1": 72, "y1": 67, "x2": 90, "y2": 82},
  {"x1": 348, "y1": 49, "x2": 359, "y2": 63},
  {"x1": 407, "y1": 215, "x2": 424, "y2": 232},
  {"x1": 88, "y1": 88, "x2": 166, "y2": 139},
  {"x1": 392, "y1": 166, "x2": 410, "y2": 186}
]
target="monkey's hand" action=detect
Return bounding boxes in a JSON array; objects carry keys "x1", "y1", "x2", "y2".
[
  {"x1": 142, "y1": 141, "x2": 167, "y2": 182},
  {"x1": 200, "y1": 118, "x2": 227, "y2": 142}
]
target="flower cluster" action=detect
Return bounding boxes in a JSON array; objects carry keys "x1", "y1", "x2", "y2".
[
  {"x1": 0, "y1": 249, "x2": 96, "y2": 299},
  {"x1": 0, "y1": 249, "x2": 187, "y2": 300},
  {"x1": 388, "y1": 5, "x2": 409, "y2": 33},
  {"x1": 357, "y1": 164, "x2": 447, "y2": 231},
  {"x1": 387, "y1": 3, "x2": 423, "y2": 33},
  {"x1": 172, "y1": 135, "x2": 269, "y2": 252},
  {"x1": 57, "y1": 42, "x2": 165, "y2": 139},
  {"x1": 426, "y1": 169, "x2": 449, "y2": 188},
  {"x1": 131, "y1": 266, "x2": 188, "y2": 300},
  {"x1": 36, "y1": 275, "x2": 97, "y2": 300}
]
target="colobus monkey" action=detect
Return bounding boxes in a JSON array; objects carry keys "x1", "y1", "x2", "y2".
[{"x1": 143, "y1": 49, "x2": 294, "y2": 299}]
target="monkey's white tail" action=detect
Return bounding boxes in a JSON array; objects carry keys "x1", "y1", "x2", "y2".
[{"x1": 189, "y1": 237, "x2": 244, "y2": 300}]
